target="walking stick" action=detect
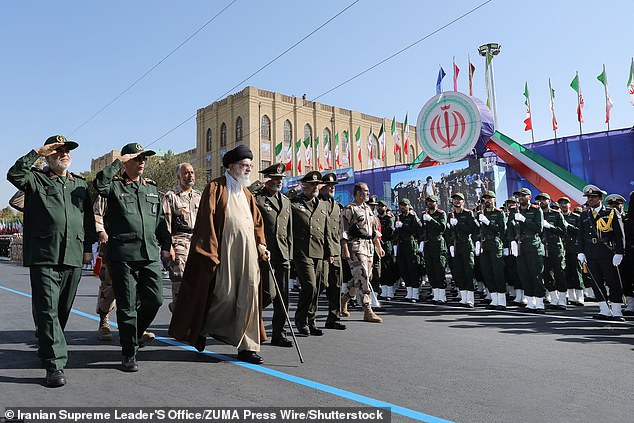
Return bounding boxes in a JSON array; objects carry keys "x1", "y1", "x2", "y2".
[
  {"x1": 583, "y1": 262, "x2": 614, "y2": 318},
  {"x1": 267, "y1": 260, "x2": 304, "y2": 364}
]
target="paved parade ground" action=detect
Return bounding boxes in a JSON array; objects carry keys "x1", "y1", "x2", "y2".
[{"x1": 1, "y1": 260, "x2": 633, "y2": 423}]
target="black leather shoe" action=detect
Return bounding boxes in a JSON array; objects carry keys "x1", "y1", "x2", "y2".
[
  {"x1": 194, "y1": 336, "x2": 206, "y2": 352},
  {"x1": 121, "y1": 355, "x2": 139, "y2": 372},
  {"x1": 295, "y1": 321, "x2": 310, "y2": 336},
  {"x1": 533, "y1": 308, "x2": 546, "y2": 314},
  {"x1": 46, "y1": 370, "x2": 66, "y2": 388},
  {"x1": 270, "y1": 337, "x2": 293, "y2": 348},
  {"x1": 237, "y1": 350, "x2": 264, "y2": 364},
  {"x1": 496, "y1": 305, "x2": 507, "y2": 311},
  {"x1": 309, "y1": 325, "x2": 323, "y2": 336},
  {"x1": 325, "y1": 321, "x2": 346, "y2": 330}
]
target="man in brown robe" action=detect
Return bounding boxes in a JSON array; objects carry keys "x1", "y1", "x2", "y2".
[{"x1": 169, "y1": 145, "x2": 269, "y2": 364}]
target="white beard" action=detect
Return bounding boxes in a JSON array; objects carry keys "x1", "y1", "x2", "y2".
[{"x1": 235, "y1": 174, "x2": 251, "y2": 187}]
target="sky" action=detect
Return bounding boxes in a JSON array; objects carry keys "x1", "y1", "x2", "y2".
[{"x1": 2, "y1": 0, "x2": 633, "y2": 207}]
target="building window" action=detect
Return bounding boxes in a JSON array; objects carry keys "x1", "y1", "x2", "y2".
[
  {"x1": 205, "y1": 152, "x2": 212, "y2": 168},
  {"x1": 236, "y1": 116, "x2": 243, "y2": 142},
  {"x1": 220, "y1": 122, "x2": 227, "y2": 147},
  {"x1": 261, "y1": 115, "x2": 271, "y2": 141},
  {"x1": 206, "y1": 128, "x2": 212, "y2": 151},
  {"x1": 370, "y1": 134, "x2": 380, "y2": 168}
]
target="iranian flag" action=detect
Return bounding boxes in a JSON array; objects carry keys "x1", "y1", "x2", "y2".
[
  {"x1": 391, "y1": 116, "x2": 401, "y2": 156},
  {"x1": 403, "y1": 114, "x2": 410, "y2": 156},
  {"x1": 355, "y1": 126, "x2": 362, "y2": 164},
  {"x1": 468, "y1": 58, "x2": 475, "y2": 96},
  {"x1": 324, "y1": 133, "x2": 331, "y2": 169},
  {"x1": 549, "y1": 79, "x2": 558, "y2": 131},
  {"x1": 304, "y1": 137, "x2": 312, "y2": 168},
  {"x1": 295, "y1": 139, "x2": 302, "y2": 173},
  {"x1": 284, "y1": 142, "x2": 293, "y2": 171},
  {"x1": 627, "y1": 58, "x2": 634, "y2": 106},
  {"x1": 377, "y1": 122, "x2": 385, "y2": 162},
  {"x1": 453, "y1": 57, "x2": 460, "y2": 92},
  {"x1": 315, "y1": 136, "x2": 323, "y2": 170},
  {"x1": 344, "y1": 131, "x2": 351, "y2": 166},
  {"x1": 275, "y1": 142, "x2": 283, "y2": 163},
  {"x1": 570, "y1": 72, "x2": 584, "y2": 123},
  {"x1": 523, "y1": 82, "x2": 532, "y2": 131},
  {"x1": 335, "y1": 133, "x2": 342, "y2": 167},
  {"x1": 367, "y1": 125, "x2": 374, "y2": 164},
  {"x1": 597, "y1": 65, "x2": 613, "y2": 124}
]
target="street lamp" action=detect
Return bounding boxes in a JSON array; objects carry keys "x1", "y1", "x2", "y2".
[{"x1": 479, "y1": 43, "x2": 501, "y2": 129}]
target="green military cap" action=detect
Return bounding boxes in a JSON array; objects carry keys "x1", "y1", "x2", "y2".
[
  {"x1": 505, "y1": 196, "x2": 519, "y2": 204},
  {"x1": 481, "y1": 190, "x2": 496, "y2": 199},
  {"x1": 121, "y1": 142, "x2": 156, "y2": 157},
  {"x1": 557, "y1": 196, "x2": 571, "y2": 204},
  {"x1": 513, "y1": 187, "x2": 532, "y2": 196},
  {"x1": 535, "y1": 192, "x2": 551, "y2": 201},
  {"x1": 45, "y1": 134, "x2": 78, "y2": 150},
  {"x1": 248, "y1": 180, "x2": 264, "y2": 193},
  {"x1": 377, "y1": 200, "x2": 388, "y2": 207},
  {"x1": 367, "y1": 195, "x2": 379, "y2": 205},
  {"x1": 606, "y1": 193, "x2": 625, "y2": 204},
  {"x1": 451, "y1": 192, "x2": 465, "y2": 200},
  {"x1": 300, "y1": 170, "x2": 322, "y2": 183},
  {"x1": 582, "y1": 184, "x2": 606, "y2": 197},
  {"x1": 321, "y1": 172, "x2": 338, "y2": 185},
  {"x1": 426, "y1": 194, "x2": 439, "y2": 202},
  {"x1": 259, "y1": 162, "x2": 286, "y2": 178},
  {"x1": 399, "y1": 198, "x2": 411, "y2": 206}
]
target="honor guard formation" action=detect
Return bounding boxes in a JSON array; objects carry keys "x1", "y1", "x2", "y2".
[{"x1": 7, "y1": 137, "x2": 633, "y2": 388}]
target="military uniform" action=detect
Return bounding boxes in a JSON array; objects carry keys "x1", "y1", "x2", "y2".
[
  {"x1": 446, "y1": 193, "x2": 479, "y2": 307},
  {"x1": 254, "y1": 163, "x2": 294, "y2": 344},
  {"x1": 340, "y1": 190, "x2": 383, "y2": 322},
  {"x1": 509, "y1": 188, "x2": 545, "y2": 312},
  {"x1": 504, "y1": 198, "x2": 523, "y2": 304},
  {"x1": 367, "y1": 196, "x2": 382, "y2": 295},
  {"x1": 536, "y1": 193, "x2": 568, "y2": 310},
  {"x1": 162, "y1": 184, "x2": 201, "y2": 311},
  {"x1": 7, "y1": 136, "x2": 96, "y2": 386},
  {"x1": 93, "y1": 196, "x2": 115, "y2": 340},
  {"x1": 558, "y1": 197, "x2": 584, "y2": 306},
  {"x1": 577, "y1": 185, "x2": 625, "y2": 320},
  {"x1": 94, "y1": 143, "x2": 171, "y2": 363},
  {"x1": 477, "y1": 191, "x2": 507, "y2": 309},
  {"x1": 394, "y1": 199, "x2": 424, "y2": 302},
  {"x1": 377, "y1": 200, "x2": 398, "y2": 300},
  {"x1": 291, "y1": 171, "x2": 329, "y2": 334},
  {"x1": 421, "y1": 196, "x2": 448, "y2": 304},
  {"x1": 620, "y1": 193, "x2": 634, "y2": 315}
]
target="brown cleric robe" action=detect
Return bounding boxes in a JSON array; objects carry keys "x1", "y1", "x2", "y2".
[{"x1": 168, "y1": 175, "x2": 267, "y2": 348}]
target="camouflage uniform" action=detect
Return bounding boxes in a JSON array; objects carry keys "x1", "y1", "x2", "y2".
[
  {"x1": 94, "y1": 196, "x2": 115, "y2": 340},
  {"x1": 162, "y1": 185, "x2": 201, "y2": 312}
]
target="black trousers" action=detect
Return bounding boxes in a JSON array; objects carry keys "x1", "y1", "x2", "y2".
[
  {"x1": 586, "y1": 257, "x2": 623, "y2": 303},
  {"x1": 261, "y1": 262, "x2": 290, "y2": 338}
]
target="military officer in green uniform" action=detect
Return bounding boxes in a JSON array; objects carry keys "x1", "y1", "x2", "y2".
[
  {"x1": 7, "y1": 135, "x2": 96, "y2": 387},
  {"x1": 254, "y1": 163, "x2": 294, "y2": 346},
  {"x1": 509, "y1": 187, "x2": 545, "y2": 313},
  {"x1": 394, "y1": 198, "x2": 423, "y2": 302},
  {"x1": 377, "y1": 200, "x2": 397, "y2": 300},
  {"x1": 318, "y1": 172, "x2": 347, "y2": 330},
  {"x1": 291, "y1": 171, "x2": 330, "y2": 336},
  {"x1": 476, "y1": 191, "x2": 508, "y2": 310},
  {"x1": 535, "y1": 193, "x2": 568, "y2": 310},
  {"x1": 94, "y1": 143, "x2": 172, "y2": 371},
  {"x1": 558, "y1": 196, "x2": 584, "y2": 306},
  {"x1": 421, "y1": 195, "x2": 448, "y2": 304},
  {"x1": 504, "y1": 197, "x2": 524, "y2": 305},
  {"x1": 446, "y1": 192, "x2": 479, "y2": 308}
]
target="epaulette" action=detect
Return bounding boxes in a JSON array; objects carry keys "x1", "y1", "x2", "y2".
[
  {"x1": 33, "y1": 167, "x2": 47, "y2": 175},
  {"x1": 145, "y1": 178, "x2": 157, "y2": 186},
  {"x1": 70, "y1": 172, "x2": 85, "y2": 180}
]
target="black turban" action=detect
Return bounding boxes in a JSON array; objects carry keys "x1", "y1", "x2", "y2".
[{"x1": 222, "y1": 144, "x2": 253, "y2": 168}]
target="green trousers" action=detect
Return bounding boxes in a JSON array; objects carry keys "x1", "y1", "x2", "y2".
[
  {"x1": 30, "y1": 265, "x2": 82, "y2": 371},
  {"x1": 517, "y1": 248, "x2": 544, "y2": 297},
  {"x1": 479, "y1": 247, "x2": 506, "y2": 293},
  {"x1": 109, "y1": 260, "x2": 163, "y2": 357}
]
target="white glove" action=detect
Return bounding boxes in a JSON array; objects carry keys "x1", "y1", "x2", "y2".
[
  {"x1": 419, "y1": 241, "x2": 425, "y2": 253},
  {"x1": 393, "y1": 245, "x2": 398, "y2": 256},
  {"x1": 478, "y1": 214, "x2": 490, "y2": 225},
  {"x1": 514, "y1": 213, "x2": 526, "y2": 222},
  {"x1": 613, "y1": 254, "x2": 623, "y2": 267},
  {"x1": 474, "y1": 241, "x2": 481, "y2": 256},
  {"x1": 538, "y1": 245, "x2": 545, "y2": 256},
  {"x1": 422, "y1": 213, "x2": 431, "y2": 222},
  {"x1": 543, "y1": 221, "x2": 552, "y2": 229},
  {"x1": 503, "y1": 248, "x2": 509, "y2": 256},
  {"x1": 577, "y1": 253, "x2": 586, "y2": 263},
  {"x1": 510, "y1": 241, "x2": 519, "y2": 257},
  {"x1": 449, "y1": 246, "x2": 455, "y2": 257},
  {"x1": 395, "y1": 221, "x2": 403, "y2": 229},
  {"x1": 450, "y1": 218, "x2": 458, "y2": 226}
]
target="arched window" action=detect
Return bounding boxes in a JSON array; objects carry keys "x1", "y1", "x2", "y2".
[
  {"x1": 342, "y1": 130, "x2": 349, "y2": 166},
  {"x1": 206, "y1": 128, "x2": 212, "y2": 151},
  {"x1": 283, "y1": 120, "x2": 292, "y2": 152},
  {"x1": 235, "y1": 117, "x2": 243, "y2": 142},
  {"x1": 260, "y1": 115, "x2": 271, "y2": 164},
  {"x1": 406, "y1": 131, "x2": 416, "y2": 164},
  {"x1": 323, "y1": 128, "x2": 331, "y2": 168},
  {"x1": 260, "y1": 115, "x2": 271, "y2": 141},
  {"x1": 220, "y1": 122, "x2": 227, "y2": 147},
  {"x1": 304, "y1": 124, "x2": 312, "y2": 169}
]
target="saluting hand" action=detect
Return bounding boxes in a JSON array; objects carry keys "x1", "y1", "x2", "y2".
[
  {"x1": 35, "y1": 142, "x2": 65, "y2": 157},
  {"x1": 120, "y1": 153, "x2": 141, "y2": 163}
]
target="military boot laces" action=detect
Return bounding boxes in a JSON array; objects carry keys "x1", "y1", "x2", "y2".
[
  {"x1": 98, "y1": 314, "x2": 113, "y2": 341},
  {"x1": 363, "y1": 304, "x2": 383, "y2": 323}
]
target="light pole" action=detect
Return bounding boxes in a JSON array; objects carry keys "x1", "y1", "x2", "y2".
[
  {"x1": 478, "y1": 42, "x2": 501, "y2": 129},
  {"x1": 330, "y1": 115, "x2": 336, "y2": 169}
]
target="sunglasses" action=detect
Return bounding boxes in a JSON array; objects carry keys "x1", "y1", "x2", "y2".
[{"x1": 133, "y1": 156, "x2": 148, "y2": 162}]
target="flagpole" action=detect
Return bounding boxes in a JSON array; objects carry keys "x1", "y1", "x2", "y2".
[
  {"x1": 549, "y1": 78, "x2": 557, "y2": 139},
  {"x1": 577, "y1": 71, "x2": 583, "y2": 136},
  {"x1": 527, "y1": 90, "x2": 535, "y2": 144},
  {"x1": 602, "y1": 64, "x2": 610, "y2": 132}
]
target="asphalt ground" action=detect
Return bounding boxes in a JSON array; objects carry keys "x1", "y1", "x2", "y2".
[{"x1": 1, "y1": 260, "x2": 634, "y2": 423}]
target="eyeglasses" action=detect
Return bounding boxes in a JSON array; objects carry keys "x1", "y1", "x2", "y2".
[
  {"x1": 236, "y1": 163, "x2": 253, "y2": 170},
  {"x1": 133, "y1": 156, "x2": 147, "y2": 162}
]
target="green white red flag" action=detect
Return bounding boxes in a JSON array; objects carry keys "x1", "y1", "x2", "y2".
[
  {"x1": 391, "y1": 116, "x2": 401, "y2": 156},
  {"x1": 355, "y1": 126, "x2": 362, "y2": 164},
  {"x1": 570, "y1": 72, "x2": 584, "y2": 123},
  {"x1": 403, "y1": 114, "x2": 409, "y2": 156},
  {"x1": 523, "y1": 82, "x2": 532, "y2": 131}
]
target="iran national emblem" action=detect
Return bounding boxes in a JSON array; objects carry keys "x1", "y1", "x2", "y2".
[{"x1": 416, "y1": 91, "x2": 484, "y2": 163}]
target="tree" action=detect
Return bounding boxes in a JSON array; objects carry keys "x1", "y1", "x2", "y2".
[{"x1": 143, "y1": 150, "x2": 206, "y2": 194}]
